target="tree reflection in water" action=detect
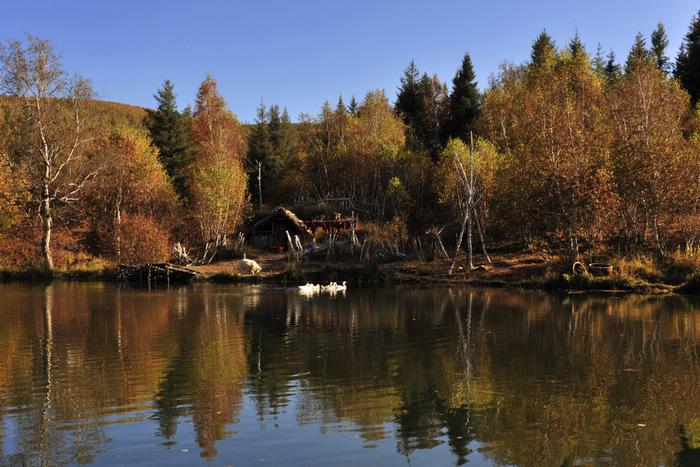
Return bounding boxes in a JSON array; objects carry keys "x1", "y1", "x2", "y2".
[{"x1": 0, "y1": 283, "x2": 700, "y2": 465}]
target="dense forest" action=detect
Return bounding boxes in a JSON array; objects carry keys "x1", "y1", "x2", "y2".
[{"x1": 1, "y1": 12, "x2": 700, "y2": 273}]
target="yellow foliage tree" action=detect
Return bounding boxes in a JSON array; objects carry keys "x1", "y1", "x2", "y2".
[{"x1": 188, "y1": 75, "x2": 248, "y2": 243}]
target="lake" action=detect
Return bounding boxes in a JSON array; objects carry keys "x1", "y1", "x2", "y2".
[{"x1": 1, "y1": 282, "x2": 700, "y2": 466}]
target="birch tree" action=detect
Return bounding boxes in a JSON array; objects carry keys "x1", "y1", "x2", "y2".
[
  {"x1": 0, "y1": 35, "x2": 98, "y2": 270},
  {"x1": 449, "y1": 135, "x2": 477, "y2": 274},
  {"x1": 608, "y1": 59, "x2": 690, "y2": 259},
  {"x1": 439, "y1": 134, "x2": 495, "y2": 274},
  {"x1": 188, "y1": 75, "x2": 248, "y2": 242}
]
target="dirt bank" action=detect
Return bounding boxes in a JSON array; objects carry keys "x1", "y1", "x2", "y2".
[{"x1": 189, "y1": 248, "x2": 553, "y2": 287}]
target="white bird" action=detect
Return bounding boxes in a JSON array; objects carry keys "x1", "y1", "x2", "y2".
[
  {"x1": 321, "y1": 282, "x2": 336, "y2": 291},
  {"x1": 298, "y1": 282, "x2": 319, "y2": 292},
  {"x1": 334, "y1": 281, "x2": 347, "y2": 291},
  {"x1": 239, "y1": 254, "x2": 262, "y2": 274}
]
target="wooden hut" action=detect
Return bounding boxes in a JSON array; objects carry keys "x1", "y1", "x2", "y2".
[{"x1": 247, "y1": 207, "x2": 312, "y2": 250}]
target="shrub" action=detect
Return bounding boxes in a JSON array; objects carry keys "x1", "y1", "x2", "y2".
[{"x1": 98, "y1": 213, "x2": 171, "y2": 264}]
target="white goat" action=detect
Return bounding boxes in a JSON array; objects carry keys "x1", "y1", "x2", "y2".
[{"x1": 239, "y1": 254, "x2": 262, "y2": 274}]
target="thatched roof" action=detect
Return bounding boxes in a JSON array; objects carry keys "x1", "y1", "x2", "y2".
[{"x1": 247, "y1": 207, "x2": 311, "y2": 238}]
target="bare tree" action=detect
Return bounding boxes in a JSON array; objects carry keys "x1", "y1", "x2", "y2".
[{"x1": 0, "y1": 34, "x2": 98, "y2": 270}]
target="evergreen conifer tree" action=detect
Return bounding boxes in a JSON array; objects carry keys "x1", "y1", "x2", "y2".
[
  {"x1": 336, "y1": 95, "x2": 347, "y2": 115},
  {"x1": 247, "y1": 100, "x2": 272, "y2": 207},
  {"x1": 593, "y1": 43, "x2": 606, "y2": 77},
  {"x1": 605, "y1": 50, "x2": 622, "y2": 82},
  {"x1": 675, "y1": 11, "x2": 700, "y2": 106},
  {"x1": 247, "y1": 101, "x2": 297, "y2": 206},
  {"x1": 144, "y1": 80, "x2": 193, "y2": 197},
  {"x1": 348, "y1": 95, "x2": 358, "y2": 115},
  {"x1": 626, "y1": 32, "x2": 651, "y2": 73},
  {"x1": 651, "y1": 22, "x2": 670, "y2": 74},
  {"x1": 395, "y1": 60, "x2": 426, "y2": 128},
  {"x1": 395, "y1": 60, "x2": 431, "y2": 153},
  {"x1": 446, "y1": 52, "x2": 480, "y2": 141},
  {"x1": 530, "y1": 30, "x2": 556, "y2": 67},
  {"x1": 568, "y1": 30, "x2": 585, "y2": 59}
]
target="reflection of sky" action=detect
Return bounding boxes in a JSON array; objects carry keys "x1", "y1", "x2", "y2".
[{"x1": 207, "y1": 392, "x2": 492, "y2": 466}]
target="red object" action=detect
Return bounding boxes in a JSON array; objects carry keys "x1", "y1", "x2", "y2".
[{"x1": 269, "y1": 246, "x2": 284, "y2": 252}]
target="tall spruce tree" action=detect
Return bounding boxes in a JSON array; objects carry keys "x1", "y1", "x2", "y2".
[
  {"x1": 247, "y1": 100, "x2": 297, "y2": 206},
  {"x1": 605, "y1": 50, "x2": 622, "y2": 82},
  {"x1": 144, "y1": 80, "x2": 193, "y2": 197},
  {"x1": 675, "y1": 11, "x2": 700, "y2": 106},
  {"x1": 446, "y1": 52, "x2": 480, "y2": 141},
  {"x1": 247, "y1": 99, "x2": 272, "y2": 207},
  {"x1": 530, "y1": 29, "x2": 556, "y2": 67},
  {"x1": 568, "y1": 30, "x2": 585, "y2": 59},
  {"x1": 593, "y1": 43, "x2": 606, "y2": 77},
  {"x1": 396, "y1": 60, "x2": 434, "y2": 155},
  {"x1": 395, "y1": 60, "x2": 426, "y2": 131},
  {"x1": 348, "y1": 95, "x2": 358, "y2": 115},
  {"x1": 651, "y1": 22, "x2": 670, "y2": 74},
  {"x1": 626, "y1": 32, "x2": 651, "y2": 73},
  {"x1": 268, "y1": 104, "x2": 296, "y2": 172}
]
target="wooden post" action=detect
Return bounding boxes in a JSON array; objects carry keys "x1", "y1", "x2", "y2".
[
  {"x1": 257, "y1": 160, "x2": 263, "y2": 210},
  {"x1": 286, "y1": 231, "x2": 297, "y2": 260}
]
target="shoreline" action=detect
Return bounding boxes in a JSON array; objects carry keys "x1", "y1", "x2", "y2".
[{"x1": 2, "y1": 250, "x2": 691, "y2": 295}]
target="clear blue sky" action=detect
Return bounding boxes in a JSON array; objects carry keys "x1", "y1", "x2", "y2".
[{"x1": 2, "y1": 1, "x2": 698, "y2": 123}]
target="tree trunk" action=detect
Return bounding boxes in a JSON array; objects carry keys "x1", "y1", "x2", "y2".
[
  {"x1": 466, "y1": 209, "x2": 473, "y2": 269},
  {"x1": 474, "y1": 208, "x2": 491, "y2": 263},
  {"x1": 448, "y1": 204, "x2": 469, "y2": 275},
  {"x1": 257, "y1": 160, "x2": 263, "y2": 209},
  {"x1": 40, "y1": 192, "x2": 54, "y2": 270},
  {"x1": 652, "y1": 214, "x2": 665, "y2": 260},
  {"x1": 568, "y1": 234, "x2": 579, "y2": 263}
]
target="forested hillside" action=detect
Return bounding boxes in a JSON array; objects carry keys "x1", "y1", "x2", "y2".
[{"x1": 2, "y1": 13, "x2": 700, "y2": 275}]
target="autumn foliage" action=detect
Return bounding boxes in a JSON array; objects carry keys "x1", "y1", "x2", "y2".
[{"x1": 2, "y1": 23, "x2": 700, "y2": 272}]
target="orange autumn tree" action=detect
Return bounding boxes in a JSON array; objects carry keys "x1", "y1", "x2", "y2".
[
  {"x1": 607, "y1": 58, "x2": 692, "y2": 259},
  {"x1": 87, "y1": 125, "x2": 179, "y2": 263},
  {"x1": 480, "y1": 41, "x2": 611, "y2": 260},
  {"x1": 188, "y1": 75, "x2": 248, "y2": 243}
]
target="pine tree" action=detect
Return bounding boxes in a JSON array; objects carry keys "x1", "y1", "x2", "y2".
[
  {"x1": 336, "y1": 94, "x2": 347, "y2": 115},
  {"x1": 144, "y1": 80, "x2": 193, "y2": 197},
  {"x1": 605, "y1": 50, "x2": 622, "y2": 82},
  {"x1": 446, "y1": 52, "x2": 480, "y2": 141},
  {"x1": 675, "y1": 11, "x2": 700, "y2": 106},
  {"x1": 395, "y1": 60, "x2": 432, "y2": 155},
  {"x1": 530, "y1": 29, "x2": 556, "y2": 67},
  {"x1": 568, "y1": 30, "x2": 585, "y2": 59},
  {"x1": 348, "y1": 95, "x2": 358, "y2": 115},
  {"x1": 268, "y1": 104, "x2": 296, "y2": 172},
  {"x1": 246, "y1": 99, "x2": 272, "y2": 207},
  {"x1": 626, "y1": 32, "x2": 651, "y2": 73},
  {"x1": 247, "y1": 101, "x2": 297, "y2": 206},
  {"x1": 593, "y1": 43, "x2": 606, "y2": 77},
  {"x1": 651, "y1": 22, "x2": 670, "y2": 74},
  {"x1": 395, "y1": 60, "x2": 426, "y2": 129}
]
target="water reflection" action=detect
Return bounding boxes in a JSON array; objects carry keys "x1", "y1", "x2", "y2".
[{"x1": 0, "y1": 283, "x2": 700, "y2": 465}]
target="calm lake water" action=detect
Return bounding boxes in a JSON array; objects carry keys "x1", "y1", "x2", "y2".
[{"x1": 1, "y1": 282, "x2": 700, "y2": 466}]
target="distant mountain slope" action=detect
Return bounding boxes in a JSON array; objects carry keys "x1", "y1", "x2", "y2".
[{"x1": 0, "y1": 95, "x2": 148, "y2": 127}]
